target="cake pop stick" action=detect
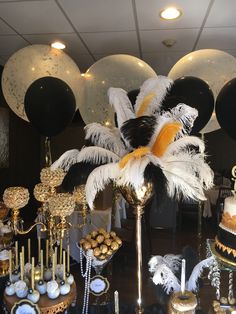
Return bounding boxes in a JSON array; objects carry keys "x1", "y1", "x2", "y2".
[
  {"x1": 31, "y1": 257, "x2": 35, "y2": 289},
  {"x1": 67, "y1": 244, "x2": 70, "y2": 273},
  {"x1": 9, "y1": 250, "x2": 12, "y2": 282},
  {"x1": 59, "y1": 239, "x2": 63, "y2": 265},
  {"x1": 21, "y1": 246, "x2": 25, "y2": 270},
  {"x1": 28, "y1": 239, "x2": 31, "y2": 263},
  {"x1": 20, "y1": 252, "x2": 23, "y2": 281},
  {"x1": 54, "y1": 246, "x2": 57, "y2": 266},
  {"x1": 46, "y1": 240, "x2": 48, "y2": 268},
  {"x1": 181, "y1": 259, "x2": 186, "y2": 295},
  {"x1": 38, "y1": 237, "x2": 41, "y2": 264},
  {"x1": 63, "y1": 251, "x2": 66, "y2": 281},
  {"x1": 114, "y1": 290, "x2": 119, "y2": 314},
  {"x1": 15, "y1": 241, "x2": 18, "y2": 269},
  {"x1": 40, "y1": 250, "x2": 43, "y2": 279},
  {"x1": 52, "y1": 253, "x2": 55, "y2": 281}
]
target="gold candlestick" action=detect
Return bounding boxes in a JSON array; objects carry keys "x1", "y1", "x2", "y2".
[
  {"x1": 40, "y1": 250, "x2": 43, "y2": 279},
  {"x1": 28, "y1": 239, "x2": 31, "y2": 263},
  {"x1": 31, "y1": 257, "x2": 35, "y2": 289}
]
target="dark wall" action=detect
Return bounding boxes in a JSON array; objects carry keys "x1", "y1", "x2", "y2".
[{"x1": 205, "y1": 128, "x2": 236, "y2": 173}]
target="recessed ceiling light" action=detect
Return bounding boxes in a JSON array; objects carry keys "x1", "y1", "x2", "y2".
[
  {"x1": 51, "y1": 41, "x2": 66, "y2": 49},
  {"x1": 160, "y1": 7, "x2": 182, "y2": 20}
]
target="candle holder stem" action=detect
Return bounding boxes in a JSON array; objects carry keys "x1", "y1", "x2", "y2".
[{"x1": 135, "y1": 204, "x2": 144, "y2": 314}]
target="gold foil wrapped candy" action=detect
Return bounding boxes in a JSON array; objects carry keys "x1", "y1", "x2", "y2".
[
  {"x1": 3, "y1": 187, "x2": 29, "y2": 209},
  {"x1": 40, "y1": 167, "x2": 65, "y2": 188},
  {"x1": 48, "y1": 193, "x2": 75, "y2": 217},
  {"x1": 80, "y1": 228, "x2": 122, "y2": 261},
  {"x1": 33, "y1": 183, "x2": 52, "y2": 202}
]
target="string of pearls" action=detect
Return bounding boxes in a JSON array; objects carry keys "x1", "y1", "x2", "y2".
[
  {"x1": 208, "y1": 257, "x2": 221, "y2": 300},
  {"x1": 80, "y1": 247, "x2": 92, "y2": 314},
  {"x1": 228, "y1": 270, "x2": 234, "y2": 302}
]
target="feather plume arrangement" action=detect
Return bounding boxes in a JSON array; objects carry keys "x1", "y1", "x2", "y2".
[
  {"x1": 52, "y1": 75, "x2": 213, "y2": 209},
  {"x1": 134, "y1": 76, "x2": 173, "y2": 116},
  {"x1": 149, "y1": 252, "x2": 214, "y2": 294}
]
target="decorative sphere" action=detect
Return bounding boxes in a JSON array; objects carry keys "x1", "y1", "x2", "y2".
[
  {"x1": 40, "y1": 167, "x2": 65, "y2": 188},
  {"x1": 33, "y1": 183, "x2": 52, "y2": 202},
  {"x1": 168, "y1": 49, "x2": 236, "y2": 133},
  {"x1": 27, "y1": 289, "x2": 40, "y2": 303},
  {"x1": 48, "y1": 193, "x2": 75, "y2": 217},
  {"x1": 80, "y1": 54, "x2": 156, "y2": 126},
  {"x1": 3, "y1": 187, "x2": 29, "y2": 209},
  {"x1": 2, "y1": 44, "x2": 82, "y2": 121}
]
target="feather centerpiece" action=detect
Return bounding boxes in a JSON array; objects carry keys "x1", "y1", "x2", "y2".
[{"x1": 52, "y1": 75, "x2": 213, "y2": 207}]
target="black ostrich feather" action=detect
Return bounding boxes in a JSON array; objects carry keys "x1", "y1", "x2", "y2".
[{"x1": 121, "y1": 115, "x2": 157, "y2": 148}]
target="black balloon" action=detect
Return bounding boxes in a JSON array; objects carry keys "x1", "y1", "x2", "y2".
[
  {"x1": 25, "y1": 76, "x2": 76, "y2": 136},
  {"x1": 216, "y1": 78, "x2": 236, "y2": 140},
  {"x1": 162, "y1": 76, "x2": 214, "y2": 134},
  {"x1": 127, "y1": 89, "x2": 140, "y2": 107}
]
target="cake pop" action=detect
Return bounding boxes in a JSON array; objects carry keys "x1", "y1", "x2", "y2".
[
  {"x1": 60, "y1": 251, "x2": 70, "y2": 295},
  {"x1": 27, "y1": 257, "x2": 40, "y2": 303},
  {"x1": 47, "y1": 252, "x2": 60, "y2": 299},
  {"x1": 36, "y1": 250, "x2": 46, "y2": 294}
]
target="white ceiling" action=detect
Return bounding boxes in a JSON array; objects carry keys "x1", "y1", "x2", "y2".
[{"x1": 0, "y1": 0, "x2": 235, "y2": 74}]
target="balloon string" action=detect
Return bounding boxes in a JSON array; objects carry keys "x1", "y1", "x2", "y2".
[{"x1": 45, "y1": 136, "x2": 52, "y2": 167}]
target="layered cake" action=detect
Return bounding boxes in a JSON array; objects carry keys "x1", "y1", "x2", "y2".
[{"x1": 215, "y1": 196, "x2": 236, "y2": 262}]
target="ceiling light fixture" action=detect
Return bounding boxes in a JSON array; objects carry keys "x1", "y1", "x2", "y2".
[
  {"x1": 160, "y1": 7, "x2": 182, "y2": 20},
  {"x1": 51, "y1": 41, "x2": 66, "y2": 50}
]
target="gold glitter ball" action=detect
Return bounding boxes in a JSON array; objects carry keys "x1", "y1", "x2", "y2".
[
  {"x1": 48, "y1": 193, "x2": 75, "y2": 217},
  {"x1": 33, "y1": 183, "x2": 52, "y2": 202},
  {"x1": 3, "y1": 187, "x2": 29, "y2": 209},
  {"x1": 40, "y1": 167, "x2": 65, "y2": 187},
  {"x1": 73, "y1": 185, "x2": 86, "y2": 204}
]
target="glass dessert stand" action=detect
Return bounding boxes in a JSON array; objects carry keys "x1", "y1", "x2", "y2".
[
  {"x1": 207, "y1": 239, "x2": 236, "y2": 312},
  {"x1": 3, "y1": 282, "x2": 76, "y2": 314},
  {"x1": 77, "y1": 245, "x2": 115, "y2": 314}
]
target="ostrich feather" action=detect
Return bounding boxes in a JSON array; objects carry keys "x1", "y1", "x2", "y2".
[
  {"x1": 117, "y1": 155, "x2": 151, "y2": 190},
  {"x1": 51, "y1": 149, "x2": 80, "y2": 171},
  {"x1": 164, "y1": 136, "x2": 205, "y2": 156},
  {"x1": 121, "y1": 116, "x2": 157, "y2": 149},
  {"x1": 85, "y1": 163, "x2": 120, "y2": 209},
  {"x1": 77, "y1": 146, "x2": 120, "y2": 165},
  {"x1": 84, "y1": 123, "x2": 127, "y2": 156},
  {"x1": 152, "y1": 264, "x2": 180, "y2": 294},
  {"x1": 134, "y1": 76, "x2": 173, "y2": 116},
  {"x1": 149, "y1": 254, "x2": 181, "y2": 275},
  {"x1": 187, "y1": 256, "x2": 214, "y2": 291},
  {"x1": 108, "y1": 87, "x2": 135, "y2": 128},
  {"x1": 169, "y1": 104, "x2": 198, "y2": 135}
]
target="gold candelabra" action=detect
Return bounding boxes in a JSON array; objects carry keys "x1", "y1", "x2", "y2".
[{"x1": 3, "y1": 187, "x2": 47, "y2": 235}]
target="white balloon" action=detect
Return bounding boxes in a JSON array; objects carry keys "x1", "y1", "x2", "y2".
[
  {"x1": 2, "y1": 44, "x2": 82, "y2": 121},
  {"x1": 168, "y1": 49, "x2": 236, "y2": 132},
  {"x1": 80, "y1": 54, "x2": 157, "y2": 126}
]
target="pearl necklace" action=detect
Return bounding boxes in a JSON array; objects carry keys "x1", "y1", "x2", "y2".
[{"x1": 80, "y1": 247, "x2": 92, "y2": 314}]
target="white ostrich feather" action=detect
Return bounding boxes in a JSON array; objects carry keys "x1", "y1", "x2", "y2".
[
  {"x1": 187, "y1": 256, "x2": 214, "y2": 291},
  {"x1": 84, "y1": 123, "x2": 127, "y2": 156},
  {"x1": 51, "y1": 149, "x2": 80, "y2": 171},
  {"x1": 169, "y1": 104, "x2": 198, "y2": 135},
  {"x1": 77, "y1": 146, "x2": 120, "y2": 165},
  {"x1": 85, "y1": 163, "x2": 120, "y2": 209},
  {"x1": 165, "y1": 136, "x2": 205, "y2": 156},
  {"x1": 152, "y1": 264, "x2": 180, "y2": 294},
  {"x1": 117, "y1": 155, "x2": 151, "y2": 190},
  {"x1": 134, "y1": 76, "x2": 173, "y2": 116},
  {"x1": 149, "y1": 254, "x2": 181, "y2": 275},
  {"x1": 108, "y1": 87, "x2": 135, "y2": 127}
]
